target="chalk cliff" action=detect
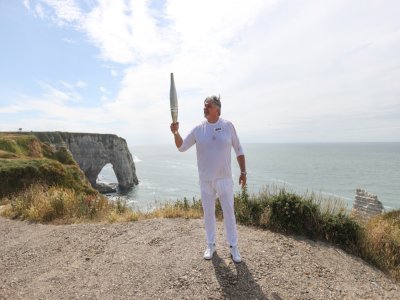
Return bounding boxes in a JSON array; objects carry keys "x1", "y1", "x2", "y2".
[
  {"x1": 352, "y1": 188, "x2": 384, "y2": 221},
  {"x1": 32, "y1": 132, "x2": 138, "y2": 190}
]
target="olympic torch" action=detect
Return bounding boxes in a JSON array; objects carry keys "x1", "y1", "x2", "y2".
[{"x1": 170, "y1": 73, "x2": 178, "y2": 134}]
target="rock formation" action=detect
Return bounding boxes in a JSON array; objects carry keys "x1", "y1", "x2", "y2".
[
  {"x1": 352, "y1": 189, "x2": 384, "y2": 221},
  {"x1": 32, "y1": 132, "x2": 138, "y2": 190}
]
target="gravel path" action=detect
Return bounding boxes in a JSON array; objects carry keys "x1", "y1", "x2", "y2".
[{"x1": 0, "y1": 216, "x2": 399, "y2": 299}]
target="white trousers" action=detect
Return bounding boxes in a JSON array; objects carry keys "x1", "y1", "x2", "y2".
[{"x1": 200, "y1": 178, "x2": 238, "y2": 247}]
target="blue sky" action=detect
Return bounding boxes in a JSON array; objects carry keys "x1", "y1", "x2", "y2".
[{"x1": 1, "y1": 0, "x2": 399, "y2": 145}]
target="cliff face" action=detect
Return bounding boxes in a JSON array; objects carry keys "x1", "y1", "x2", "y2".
[
  {"x1": 33, "y1": 132, "x2": 139, "y2": 190},
  {"x1": 352, "y1": 189, "x2": 384, "y2": 221}
]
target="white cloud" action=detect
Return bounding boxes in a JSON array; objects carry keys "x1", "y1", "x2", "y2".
[
  {"x1": 83, "y1": 0, "x2": 176, "y2": 64},
  {"x1": 27, "y1": 0, "x2": 83, "y2": 27},
  {"x1": 99, "y1": 86, "x2": 109, "y2": 94},
  {"x1": 23, "y1": 0, "x2": 30, "y2": 10},
  {"x1": 59, "y1": 80, "x2": 87, "y2": 90},
  {"x1": 35, "y1": 3, "x2": 45, "y2": 18},
  {"x1": 17, "y1": 0, "x2": 400, "y2": 143},
  {"x1": 1, "y1": 83, "x2": 110, "y2": 125},
  {"x1": 110, "y1": 70, "x2": 118, "y2": 77},
  {"x1": 0, "y1": 104, "x2": 27, "y2": 114},
  {"x1": 76, "y1": 80, "x2": 87, "y2": 88},
  {"x1": 43, "y1": 0, "x2": 83, "y2": 25},
  {"x1": 62, "y1": 37, "x2": 76, "y2": 43}
]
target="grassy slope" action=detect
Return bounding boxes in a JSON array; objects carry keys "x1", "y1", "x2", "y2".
[
  {"x1": 0, "y1": 133, "x2": 95, "y2": 197},
  {"x1": 0, "y1": 133, "x2": 137, "y2": 223}
]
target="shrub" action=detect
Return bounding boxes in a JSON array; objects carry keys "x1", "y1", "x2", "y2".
[
  {"x1": 266, "y1": 192, "x2": 320, "y2": 237},
  {"x1": 235, "y1": 185, "x2": 268, "y2": 226},
  {"x1": 232, "y1": 186, "x2": 362, "y2": 250},
  {"x1": 320, "y1": 212, "x2": 361, "y2": 250},
  {"x1": 53, "y1": 147, "x2": 75, "y2": 164}
]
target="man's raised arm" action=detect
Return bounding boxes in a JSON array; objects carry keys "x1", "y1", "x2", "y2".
[{"x1": 170, "y1": 122, "x2": 183, "y2": 148}]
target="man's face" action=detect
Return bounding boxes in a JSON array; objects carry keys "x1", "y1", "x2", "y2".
[{"x1": 204, "y1": 101, "x2": 219, "y2": 118}]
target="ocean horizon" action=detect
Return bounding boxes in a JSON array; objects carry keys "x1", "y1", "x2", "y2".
[{"x1": 98, "y1": 142, "x2": 400, "y2": 211}]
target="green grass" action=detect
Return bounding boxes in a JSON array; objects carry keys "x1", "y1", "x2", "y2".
[
  {"x1": 230, "y1": 186, "x2": 361, "y2": 251},
  {"x1": 0, "y1": 134, "x2": 41, "y2": 156},
  {"x1": 0, "y1": 159, "x2": 95, "y2": 197},
  {"x1": 0, "y1": 133, "x2": 95, "y2": 197}
]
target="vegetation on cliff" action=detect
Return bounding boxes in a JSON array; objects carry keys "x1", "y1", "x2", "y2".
[
  {"x1": 0, "y1": 133, "x2": 134, "y2": 223},
  {"x1": 0, "y1": 133, "x2": 93, "y2": 197},
  {"x1": 360, "y1": 209, "x2": 400, "y2": 280},
  {"x1": 0, "y1": 184, "x2": 138, "y2": 224},
  {"x1": 156, "y1": 187, "x2": 399, "y2": 281}
]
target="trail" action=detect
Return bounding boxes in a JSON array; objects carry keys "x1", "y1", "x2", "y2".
[{"x1": 0, "y1": 217, "x2": 399, "y2": 299}]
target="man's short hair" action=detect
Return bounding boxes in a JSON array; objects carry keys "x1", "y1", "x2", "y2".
[{"x1": 204, "y1": 95, "x2": 221, "y2": 108}]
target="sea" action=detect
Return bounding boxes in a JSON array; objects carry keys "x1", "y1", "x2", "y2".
[{"x1": 97, "y1": 143, "x2": 400, "y2": 211}]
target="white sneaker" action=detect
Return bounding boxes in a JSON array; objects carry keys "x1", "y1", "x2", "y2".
[
  {"x1": 203, "y1": 243, "x2": 216, "y2": 260},
  {"x1": 230, "y1": 245, "x2": 242, "y2": 263}
]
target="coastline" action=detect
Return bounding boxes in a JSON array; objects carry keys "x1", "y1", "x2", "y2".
[{"x1": 118, "y1": 143, "x2": 400, "y2": 211}]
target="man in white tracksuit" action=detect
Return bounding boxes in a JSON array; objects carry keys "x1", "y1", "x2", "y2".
[{"x1": 170, "y1": 95, "x2": 247, "y2": 263}]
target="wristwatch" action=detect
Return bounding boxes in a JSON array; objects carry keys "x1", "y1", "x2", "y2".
[{"x1": 241, "y1": 171, "x2": 247, "y2": 175}]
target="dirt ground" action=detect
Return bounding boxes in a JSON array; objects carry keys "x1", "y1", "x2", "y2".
[{"x1": 0, "y1": 216, "x2": 399, "y2": 299}]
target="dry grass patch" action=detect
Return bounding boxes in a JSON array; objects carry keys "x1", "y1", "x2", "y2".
[
  {"x1": 0, "y1": 184, "x2": 138, "y2": 224},
  {"x1": 148, "y1": 198, "x2": 204, "y2": 219},
  {"x1": 360, "y1": 210, "x2": 400, "y2": 280},
  {"x1": 0, "y1": 150, "x2": 18, "y2": 159}
]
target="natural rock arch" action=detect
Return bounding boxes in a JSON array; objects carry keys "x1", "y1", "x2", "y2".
[{"x1": 33, "y1": 132, "x2": 138, "y2": 190}]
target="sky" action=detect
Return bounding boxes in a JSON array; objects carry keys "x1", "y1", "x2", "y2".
[{"x1": 0, "y1": 0, "x2": 399, "y2": 145}]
